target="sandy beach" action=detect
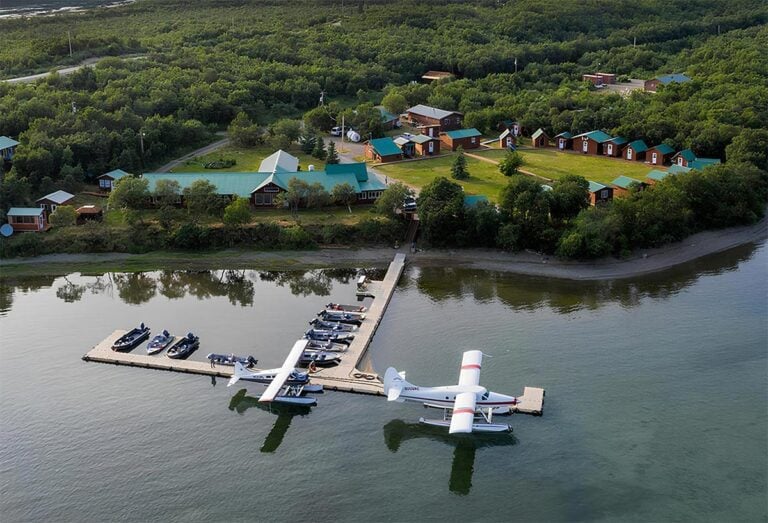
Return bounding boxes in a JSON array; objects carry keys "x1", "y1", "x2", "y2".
[{"x1": 1, "y1": 216, "x2": 765, "y2": 280}]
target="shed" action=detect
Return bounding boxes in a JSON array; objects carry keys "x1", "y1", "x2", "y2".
[
  {"x1": 97, "y1": 169, "x2": 130, "y2": 191},
  {"x1": 499, "y1": 129, "x2": 517, "y2": 149},
  {"x1": 611, "y1": 175, "x2": 645, "y2": 197},
  {"x1": 0, "y1": 136, "x2": 20, "y2": 161},
  {"x1": 647, "y1": 144, "x2": 675, "y2": 166},
  {"x1": 7, "y1": 207, "x2": 47, "y2": 232},
  {"x1": 365, "y1": 137, "x2": 403, "y2": 163},
  {"x1": 623, "y1": 139, "x2": 648, "y2": 161},
  {"x1": 406, "y1": 105, "x2": 463, "y2": 132},
  {"x1": 409, "y1": 134, "x2": 440, "y2": 156},
  {"x1": 604, "y1": 137, "x2": 627, "y2": 157},
  {"x1": 36, "y1": 190, "x2": 75, "y2": 215},
  {"x1": 531, "y1": 128, "x2": 549, "y2": 148},
  {"x1": 645, "y1": 169, "x2": 670, "y2": 185},
  {"x1": 554, "y1": 131, "x2": 573, "y2": 151},
  {"x1": 75, "y1": 205, "x2": 103, "y2": 224},
  {"x1": 439, "y1": 128, "x2": 482, "y2": 151},
  {"x1": 588, "y1": 181, "x2": 613, "y2": 206},
  {"x1": 573, "y1": 130, "x2": 613, "y2": 155},
  {"x1": 644, "y1": 73, "x2": 691, "y2": 92}
]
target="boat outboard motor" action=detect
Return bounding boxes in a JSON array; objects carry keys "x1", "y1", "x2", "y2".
[
  {"x1": 140, "y1": 322, "x2": 145, "y2": 329},
  {"x1": 163, "y1": 329, "x2": 169, "y2": 336}
]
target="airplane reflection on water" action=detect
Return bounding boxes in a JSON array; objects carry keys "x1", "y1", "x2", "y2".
[
  {"x1": 383, "y1": 419, "x2": 518, "y2": 495},
  {"x1": 228, "y1": 388, "x2": 312, "y2": 453}
]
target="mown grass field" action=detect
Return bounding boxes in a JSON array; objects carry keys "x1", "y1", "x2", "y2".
[
  {"x1": 477, "y1": 148, "x2": 655, "y2": 184},
  {"x1": 377, "y1": 147, "x2": 660, "y2": 200},
  {"x1": 169, "y1": 145, "x2": 320, "y2": 173}
]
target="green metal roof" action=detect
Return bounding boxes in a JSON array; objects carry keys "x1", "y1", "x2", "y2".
[
  {"x1": 689, "y1": 158, "x2": 721, "y2": 170},
  {"x1": 378, "y1": 107, "x2": 398, "y2": 123},
  {"x1": 588, "y1": 181, "x2": 607, "y2": 193},
  {"x1": 0, "y1": 136, "x2": 20, "y2": 150},
  {"x1": 409, "y1": 134, "x2": 434, "y2": 144},
  {"x1": 612, "y1": 175, "x2": 642, "y2": 189},
  {"x1": 554, "y1": 131, "x2": 573, "y2": 139},
  {"x1": 531, "y1": 128, "x2": 547, "y2": 140},
  {"x1": 675, "y1": 149, "x2": 696, "y2": 162},
  {"x1": 369, "y1": 137, "x2": 402, "y2": 157},
  {"x1": 574, "y1": 130, "x2": 613, "y2": 143},
  {"x1": 626, "y1": 139, "x2": 648, "y2": 153},
  {"x1": 326, "y1": 162, "x2": 369, "y2": 182},
  {"x1": 358, "y1": 178, "x2": 388, "y2": 192},
  {"x1": 667, "y1": 164, "x2": 691, "y2": 174},
  {"x1": 610, "y1": 137, "x2": 628, "y2": 146},
  {"x1": 657, "y1": 73, "x2": 691, "y2": 85},
  {"x1": 650, "y1": 144, "x2": 675, "y2": 155},
  {"x1": 443, "y1": 128, "x2": 482, "y2": 139},
  {"x1": 7, "y1": 207, "x2": 44, "y2": 216},
  {"x1": 646, "y1": 169, "x2": 670, "y2": 181}
]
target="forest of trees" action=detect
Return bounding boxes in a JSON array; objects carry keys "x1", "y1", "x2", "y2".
[{"x1": 0, "y1": 0, "x2": 766, "y2": 254}]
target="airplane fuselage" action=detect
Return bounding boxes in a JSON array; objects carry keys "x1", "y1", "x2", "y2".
[
  {"x1": 237, "y1": 368, "x2": 309, "y2": 386},
  {"x1": 397, "y1": 385, "x2": 518, "y2": 409}
]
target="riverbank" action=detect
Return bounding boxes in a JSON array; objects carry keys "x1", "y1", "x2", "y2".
[{"x1": 1, "y1": 217, "x2": 765, "y2": 279}]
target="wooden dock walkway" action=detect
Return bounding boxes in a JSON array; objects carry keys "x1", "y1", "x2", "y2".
[{"x1": 82, "y1": 252, "x2": 545, "y2": 414}]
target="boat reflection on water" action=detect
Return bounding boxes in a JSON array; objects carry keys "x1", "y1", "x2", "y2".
[
  {"x1": 228, "y1": 388, "x2": 312, "y2": 453},
  {"x1": 383, "y1": 419, "x2": 518, "y2": 495}
]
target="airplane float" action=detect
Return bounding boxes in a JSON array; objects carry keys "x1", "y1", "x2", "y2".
[
  {"x1": 383, "y1": 350, "x2": 519, "y2": 434},
  {"x1": 228, "y1": 339, "x2": 322, "y2": 406}
]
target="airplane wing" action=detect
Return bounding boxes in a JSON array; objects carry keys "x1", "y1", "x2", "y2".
[
  {"x1": 449, "y1": 391, "x2": 477, "y2": 434},
  {"x1": 259, "y1": 340, "x2": 309, "y2": 403},
  {"x1": 457, "y1": 350, "x2": 482, "y2": 387}
]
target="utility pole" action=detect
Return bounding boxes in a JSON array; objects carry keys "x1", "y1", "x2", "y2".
[
  {"x1": 633, "y1": 36, "x2": 636, "y2": 47},
  {"x1": 68, "y1": 30, "x2": 73, "y2": 57},
  {"x1": 514, "y1": 57, "x2": 517, "y2": 73},
  {"x1": 139, "y1": 131, "x2": 145, "y2": 157}
]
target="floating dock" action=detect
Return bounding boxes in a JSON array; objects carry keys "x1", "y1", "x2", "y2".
[{"x1": 82, "y1": 252, "x2": 544, "y2": 415}]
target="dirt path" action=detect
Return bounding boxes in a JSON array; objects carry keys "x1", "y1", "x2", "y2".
[
  {"x1": 2, "y1": 217, "x2": 765, "y2": 280},
  {"x1": 2, "y1": 54, "x2": 146, "y2": 84},
  {"x1": 464, "y1": 151, "x2": 554, "y2": 182},
  {"x1": 155, "y1": 138, "x2": 230, "y2": 173}
]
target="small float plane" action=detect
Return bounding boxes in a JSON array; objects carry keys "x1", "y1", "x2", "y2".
[
  {"x1": 227, "y1": 339, "x2": 322, "y2": 406},
  {"x1": 383, "y1": 350, "x2": 518, "y2": 434}
]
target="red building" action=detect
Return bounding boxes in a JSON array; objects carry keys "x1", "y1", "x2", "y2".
[
  {"x1": 365, "y1": 138, "x2": 403, "y2": 163},
  {"x1": 554, "y1": 132, "x2": 573, "y2": 151},
  {"x1": 406, "y1": 105, "x2": 463, "y2": 133},
  {"x1": 573, "y1": 130, "x2": 613, "y2": 155},
  {"x1": 7, "y1": 207, "x2": 47, "y2": 232},
  {"x1": 439, "y1": 128, "x2": 482, "y2": 151},
  {"x1": 604, "y1": 137, "x2": 627, "y2": 158},
  {"x1": 622, "y1": 140, "x2": 648, "y2": 161},
  {"x1": 531, "y1": 128, "x2": 549, "y2": 148},
  {"x1": 499, "y1": 129, "x2": 516, "y2": 149},
  {"x1": 588, "y1": 182, "x2": 613, "y2": 206},
  {"x1": 647, "y1": 144, "x2": 675, "y2": 166}
]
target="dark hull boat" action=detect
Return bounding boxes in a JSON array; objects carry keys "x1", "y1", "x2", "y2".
[
  {"x1": 112, "y1": 323, "x2": 150, "y2": 352},
  {"x1": 167, "y1": 333, "x2": 200, "y2": 359},
  {"x1": 326, "y1": 302, "x2": 366, "y2": 313},
  {"x1": 308, "y1": 318, "x2": 357, "y2": 332},
  {"x1": 207, "y1": 353, "x2": 258, "y2": 367},
  {"x1": 318, "y1": 310, "x2": 364, "y2": 325},
  {"x1": 299, "y1": 350, "x2": 342, "y2": 367},
  {"x1": 304, "y1": 329, "x2": 354, "y2": 344},
  {"x1": 147, "y1": 330, "x2": 174, "y2": 355}
]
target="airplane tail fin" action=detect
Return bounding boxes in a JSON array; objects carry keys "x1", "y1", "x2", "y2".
[
  {"x1": 227, "y1": 362, "x2": 247, "y2": 387},
  {"x1": 384, "y1": 367, "x2": 410, "y2": 402}
]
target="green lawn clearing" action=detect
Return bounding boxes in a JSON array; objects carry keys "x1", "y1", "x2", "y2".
[
  {"x1": 170, "y1": 144, "x2": 320, "y2": 173},
  {"x1": 476, "y1": 148, "x2": 655, "y2": 185},
  {"x1": 377, "y1": 154, "x2": 508, "y2": 202}
]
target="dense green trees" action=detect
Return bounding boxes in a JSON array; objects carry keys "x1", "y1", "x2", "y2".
[
  {"x1": 332, "y1": 183, "x2": 357, "y2": 213},
  {"x1": 451, "y1": 147, "x2": 469, "y2": 180},
  {"x1": 499, "y1": 151, "x2": 524, "y2": 177},
  {"x1": 223, "y1": 197, "x2": 252, "y2": 228},
  {"x1": 49, "y1": 205, "x2": 77, "y2": 227},
  {"x1": 375, "y1": 182, "x2": 414, "y2": 218},
  {"x1": 417, "y1": 177, "x2": 466, "y2": 246}
]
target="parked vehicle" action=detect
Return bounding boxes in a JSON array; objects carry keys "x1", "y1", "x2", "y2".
[{"x1": 112, "y1": 323, "x2": 150, "y2": 352}]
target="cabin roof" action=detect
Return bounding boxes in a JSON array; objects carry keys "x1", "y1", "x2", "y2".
[
  {"x1": 626, "y1": 139, "x2": 648, "y2": 152},
  {"x1": 442, "y1": 128, "x2": 481, "y2": 140},
  {"x1": 258, "y1": 149, "x2": 299, "y2": 173},
  {"x1": 650, "y1": 143, "x2": 675, "y2": 155},
  {"x1": 98, "y1": 168, "x2": 130, "y2": 180},
  {"x1": 588, "y1": 181, "x2": 607, "y2": 193},
  {"x1": 656, "y1": 73, "x2": 691, "y2": 84},
  {"x1": 0, "y1": 136, "x2": 20, "y2": 150},
  {"x1": 574, "y1": 130, "x2": 613, "y2": 143},
  {"x1": 36, "y1": 190, "x2": 74, "y2": 204},
  {"x1": 368, "y1": 137, "x2": 402, "y2": 157},
  {"x1": 7, "y1": 207, "x2": 44, "y2": 217},
  {"x1": 406, "y1": 104, "x2": 461, "y2": 120},
  {"x1": 612, "y1": 175, "x2": 642, "y2": 189}
]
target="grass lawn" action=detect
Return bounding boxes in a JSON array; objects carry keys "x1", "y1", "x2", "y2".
[
  {"x1": 170, "y1": 144, "x2": 321, "y2": 173},
  {"x1": 377, "y1": 154, "x2": 508, "y2": 202},
  {"x1": 476, "y1": 148, "x2": 655, "y2": 185}
]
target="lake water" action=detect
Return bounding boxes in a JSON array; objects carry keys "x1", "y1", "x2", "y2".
[
  {"x1": 0, "y1": 0, "x2": 132, "y2": 18},
  {"x1": 1, "y1": 244, "x2": 766, "y2": 522}
]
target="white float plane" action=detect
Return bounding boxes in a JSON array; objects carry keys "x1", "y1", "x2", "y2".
[
  {"x1": 383, "y1": 350, "x2": 519, "y2": 434},
  {"x1": 227, "y1": 339, "x2": 322, "y2": 406}
]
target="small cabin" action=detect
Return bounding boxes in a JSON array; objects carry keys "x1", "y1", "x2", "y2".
[
  {"x1": 588, "y1": 181, "x2": 613, "y2": 206},
  {"x1": 647, "y1": 144, "x2": 675, "y2": 166},
  {"x1": 604, "y1": 137, "x2": 627, "y2": 158},
  {"x1": 406, "y1": 105, "x2": 463, "y2": 133},
  {"x1": 410, "y1": 134, "x2": 440, "y2": 156},
  {"x1": 7, "y1": 207, "x2": 48, "y2": 232},
  {"x1": 97, "y1": 169, "x2": 130, "y2": 191},
  {"x1": 611, "y1": 176, "x2": 645, "y2": 197},
  {"x1": 76, "y1": 205, "x2": 103, "y2": 224},
  {"x1": 0, "y1": 136, "x2": 20, "y2": 162},
  {"x1": 623, "y1": 140, "x2": 648, "y2": 161},
  {"x1": 644, "y1": 73, "x2": 691, "y2": 93},
  {"x1": 574, "y1": 130, "x2": 613, "y2": 155},
  {"x1": 36, "y1": 190, "x2": 75, "y2": 216},
  {"x1": 554, "y1": 132, "x2": 573, "y2": 151},
  {"x1": 439, "y1": 128, "x2": 482, "y2": 151},
  {"x1": 499, "y1": 129, "x2": 517, "y2": 150},
  {"x1": 365, "y1": 138, "x2": 403, "y2": 163},
  {"x1": 531, "y1": 128, "x2": 549, "y2": 148}
]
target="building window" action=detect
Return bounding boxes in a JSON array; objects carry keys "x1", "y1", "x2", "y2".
[
  {"x1": 12, "y1": 216, "x2": 36, "y2": 224},
  {"x1": 99, "y1": 179, "x2": 111, "y2": 189},
  {"x1": 471, "y1": 137, "x2": 476, "y2": 144}
]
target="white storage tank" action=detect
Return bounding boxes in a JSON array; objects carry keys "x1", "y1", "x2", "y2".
[
  {"x1": 346, "y1": 130, "x2": 361, "y2": 143},
  {"x1": 308, "y1": 164, "x2": 315, "y2": 171}
]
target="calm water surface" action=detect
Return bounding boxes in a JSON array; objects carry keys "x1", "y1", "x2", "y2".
[{"x1": 1, "y1": 245, "x2": 766, "y2": 522}]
